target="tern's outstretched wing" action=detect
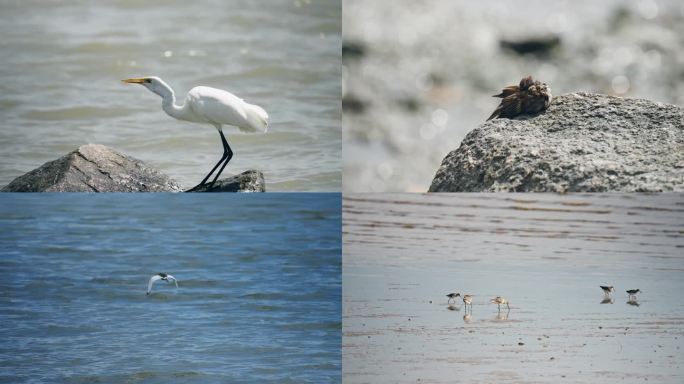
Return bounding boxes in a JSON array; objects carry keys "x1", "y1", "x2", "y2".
[
  {"x1": 166, "y1": 275, "x2": 179, "y2": 289},
  {"x1": 147, "y1": 275, "x2": 163, "y2": 295}
]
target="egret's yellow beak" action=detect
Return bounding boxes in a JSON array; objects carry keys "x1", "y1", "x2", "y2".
[{"x1": 121, "y1": 77, "x2": 147, "y2": 84}]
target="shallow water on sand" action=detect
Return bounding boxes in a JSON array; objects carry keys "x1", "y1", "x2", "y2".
[
  {"x1": 0, "y1": 0, "x2": 341, "y2": 191},
  {"x1": 0, "y1": 193, "x2": 341, "y2": 383},
  {"x1": 343, "y1": 193, "x2": 684, "y2": 383}
]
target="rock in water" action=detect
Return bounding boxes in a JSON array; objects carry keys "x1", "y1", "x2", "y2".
[
  {"x1": 429, "y1": 93, "x2": 684, "y2": 192},
  {"x1": 186, "y1": 170, "x2": 265, "y2": 193},
  {"x1": 1, "y1": 144, "x2": 181, "y2": 192}
]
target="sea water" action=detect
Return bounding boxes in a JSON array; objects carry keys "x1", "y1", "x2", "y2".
[{"x1": 0, "y1": 193, "x2": 341, "y2": 383}]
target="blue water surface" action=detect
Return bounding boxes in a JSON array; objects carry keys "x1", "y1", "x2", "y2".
[{"x1": 0, "y1": 193, "x2": 341, "y2": 383}]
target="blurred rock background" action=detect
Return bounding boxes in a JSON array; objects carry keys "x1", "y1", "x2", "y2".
[{"x1": 343, "y1": 0, "x2": 684, "y2": 192}]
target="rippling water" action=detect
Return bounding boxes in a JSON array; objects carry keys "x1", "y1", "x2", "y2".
[
  {"x1": 0, "y1": 0, "x2": 341, "y2": 191},
  {"x1": 343, "y1": 193, "x2": 684, "y2": 383},
  {"x1": 0, "y1": 193, "x2": 341, "y2": 383}
]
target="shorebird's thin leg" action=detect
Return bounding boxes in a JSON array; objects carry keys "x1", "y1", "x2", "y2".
[
  {"x1": 209, "y1": 131, "x2": 234, "y2": 187},
  {"x1": 506, "y1": 302, "x2": 510, "y2": 310}
]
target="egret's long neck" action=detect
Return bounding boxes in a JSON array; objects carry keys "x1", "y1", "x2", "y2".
[{"x1": 156, "y1": 83, "x2": 193, "y2": 121}]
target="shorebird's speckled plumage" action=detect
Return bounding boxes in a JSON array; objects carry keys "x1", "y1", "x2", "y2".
[{"x1": 487, "y1": 76, "x2": 552, "y2": 121}]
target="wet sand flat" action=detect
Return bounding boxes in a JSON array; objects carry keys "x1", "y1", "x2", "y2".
[{"x1": 343, "y1": 194, "x2": 684, "y2": 383}]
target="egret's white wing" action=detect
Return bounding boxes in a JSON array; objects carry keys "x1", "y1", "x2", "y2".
[
  {"x1": 166, "y1": 275, "x2": 179, "y2": 289},
  {"x1": 187, "y1": 86, "x2": 267, "y2": 133},
  {"x1": 147, "y1": 274, "x2": 163, "y2": 295},
  {"x1": 249, "y1": 103, "x2": 268, "y2": 120},
  {"x1": 244, "y1": 103, "x2": 269, "y2": 133},
  {"x1": 187, "y1": 86, "x2": 248, "y2": 127}
]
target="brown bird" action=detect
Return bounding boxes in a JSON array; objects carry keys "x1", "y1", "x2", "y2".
[{"x1": 487, "y1": 76, "x2": 552, "y2": 121}]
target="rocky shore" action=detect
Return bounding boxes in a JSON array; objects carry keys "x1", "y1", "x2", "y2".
[{"x1": 1, "y1": 144, "x2": 265, "y2": 193}]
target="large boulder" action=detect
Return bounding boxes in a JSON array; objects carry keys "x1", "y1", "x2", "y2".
[
  {"x1": 1, "y1": 144, "x2": 266, "y2": 193},
  {"x1": 429, "y1": 93, "x2": 684, "y2": 192},
  {"x1": 2, "y1": 144, "x2": 182, "y2": 192}
]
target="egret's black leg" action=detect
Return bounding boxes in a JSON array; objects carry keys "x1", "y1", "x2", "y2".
[
  {"x1": 187, "y1": 153, "x2": 226, "y2": 191},
  {"x1": 200, "y1": 153, "x2": 227, "y2": 185},
  {"x1": 208, "y1": 131, "x2": 233, "y2": 187},
  {"x1": 187, "y1": 130, "x2": 230, "y2": 192}
]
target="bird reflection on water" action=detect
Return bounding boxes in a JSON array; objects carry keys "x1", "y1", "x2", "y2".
[
  {"x1": 627, "y1": 299, "x2": 640, "y2": 307},
  {"x1": 600, "y1": 297, "x2": 614, "y2": 304},
  {"x1": 494, "y1": 309, "x2": 510, "y2": 321}
]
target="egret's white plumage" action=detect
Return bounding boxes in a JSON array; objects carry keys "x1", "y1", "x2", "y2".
[
  {"x1": 122, "y1": 76, "x2": 268, "y2": 190},
  {"x1": 185, "y1": 86, "x2": 268, "y2": 133},
  {"x1": 147, "y1": 273, "x2": 178, "y2": 295}
]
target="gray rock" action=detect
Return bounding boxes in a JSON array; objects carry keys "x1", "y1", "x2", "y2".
[
  {"x1": 429, "y1": 93, "x2": 684, "y2": 192},
  {"x1": 2, "y1": 144, "x2": 182, "y2": 192},
  {"x1": 2, "y1": 144, "x2": 268, "y2": 193},
  {"x1": 185, "y1": 170, "x2": 265, "y2": 193}
]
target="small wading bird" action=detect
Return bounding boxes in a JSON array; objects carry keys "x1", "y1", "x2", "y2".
[
  {"x1": 122, "y1": 77, "x2": 268, "y2": 191},
  {"x1": 147, "y1": 273, "x2": 178, "y2": 295},
  {"x1": 490, "y1": 296, "x2": 510, "y2": 311},
  {"x1": 487, "y1": 75, "x2": 552, "y2": 121},
  {"x1": 626, "y1": 289, "x2": 641, "y2": 299},
  {"x1": 446, "y1": 292, "x2": 461, "y2": 304},
  {"x1": 600, "y1": 285, "x2": 615, "y2": 296},
  {"x1": 462, "y1": 294, "x2": 473, "y2": 311}
]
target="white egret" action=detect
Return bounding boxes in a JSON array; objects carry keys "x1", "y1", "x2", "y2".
[
  {"x1": 122, "y1": 76, "x2": 269, "y2": 191},
  {"x1": 147, "y1": 272, "x2": 179, "y2": 295}
]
